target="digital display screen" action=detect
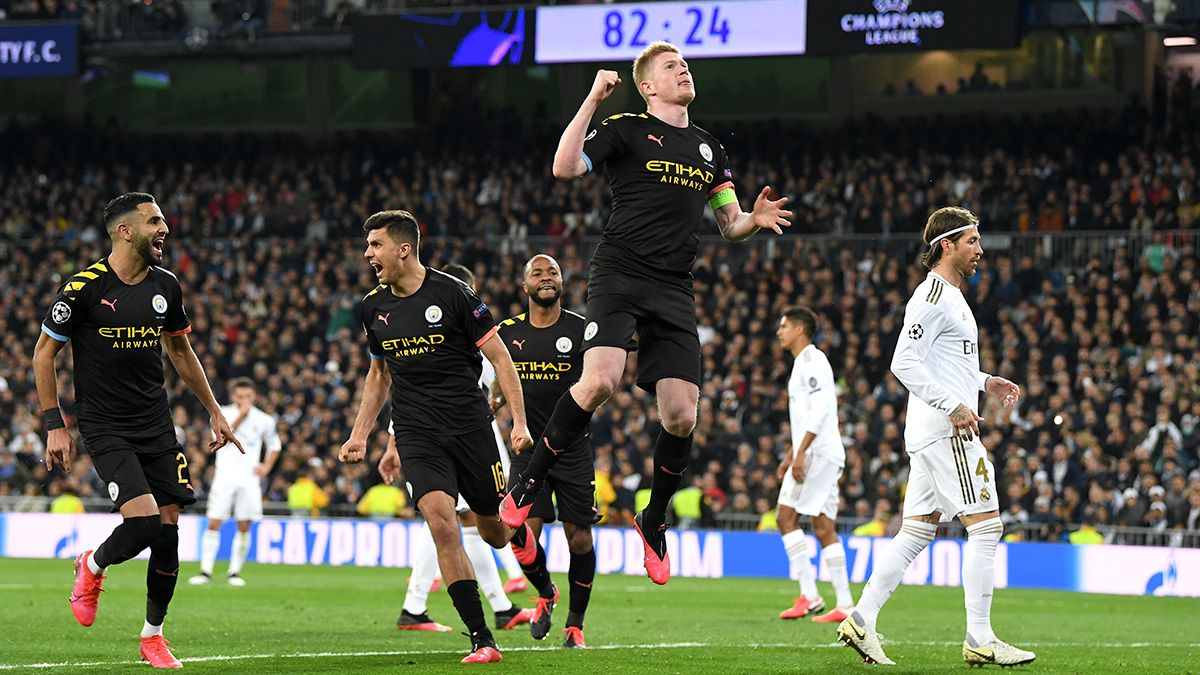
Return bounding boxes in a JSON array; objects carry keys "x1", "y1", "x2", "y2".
[
  {"x1": 352, "y1": 10, "x2": 529, "y2": 69},
  {"x1": 0, "y1": 23, "x2": 79, "y2": 79},
  {"x1": 806, "y1": 0, "x2": 1019, "y2": 55},
  {"x1": 535, "y1": 0, "x2": 807, "y2": 64}
]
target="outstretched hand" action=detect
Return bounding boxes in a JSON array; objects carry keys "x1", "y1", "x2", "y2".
[
  {"x1": 751, "y1": 186, "x2": 793, "y2": 235},
  {"x1": 985, "y1": 376, "x2": 1021, "y2": 408}
]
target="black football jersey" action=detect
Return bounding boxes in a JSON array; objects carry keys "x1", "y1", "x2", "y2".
[
  {"x1": 497, "y1": 309, "x2": 586, "y2": 443},
  {"x1": 40, "y1": 259, "x2": 191, "y2": 439},
  {"x1": 358, "y1": 268, "x2": 497, "y2": 435},
  {"x1": 582, "y1": 112, "x2": 736, "y2": 278}
]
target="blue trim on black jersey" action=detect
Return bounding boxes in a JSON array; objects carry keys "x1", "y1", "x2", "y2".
[
  {"x1": 41, "y1": 324, "x2": 69, "y2": 343},
  {"x1": 581, "y1": 152, "x2": 593, "y2": 173}
]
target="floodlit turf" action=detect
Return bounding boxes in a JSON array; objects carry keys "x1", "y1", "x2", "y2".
[{"x1": 0, "y1": 557, "x2": 1196, "y2": 673}]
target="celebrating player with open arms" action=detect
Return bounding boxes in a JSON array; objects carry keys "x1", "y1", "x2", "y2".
[
  {"x1": 34, "y1": 192, "x2": 243, "y2": 668},
  {"x1": 500, "y1": 41, "x2": 793, "y2": 586}
]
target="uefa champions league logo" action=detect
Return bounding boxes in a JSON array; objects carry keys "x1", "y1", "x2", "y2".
[{"x1": 873, "y1": 0, "x2": 909, "y2": 12}]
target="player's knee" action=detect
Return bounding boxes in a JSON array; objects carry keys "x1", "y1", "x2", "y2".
[
  {"x1": 127, "y1": 515, "x2": 163, "y2": 551},
  {"x1": 565, "y1": 525, "x2": 593, "y2": 554},
  {"x1": 661, "y1": 408, "x2": 697, "y2": 438},
  {"x1": 576, "y1": 377, "x2": 617, "y2": 409}
]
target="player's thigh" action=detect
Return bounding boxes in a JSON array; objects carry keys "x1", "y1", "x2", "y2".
[
  {"x1": 777, "y1": 468, "x2": 805, "y2": 511},
  {"x1": 396, "y1": 431, "x2": 460, "y2": 510},
  {"x1": 206, "y1": 483, "x2": 236, "y2": 521},
  {"x1": 139, "y1": 432, "x2": 197, "y2": 509},
  {"x1": 901, "y1": 450, "x2": 942, "y2": 519},
  {"x1": 449, "y1": 426, "x2": 506, "y2": 517},
  {"x1": 87, "y1": 435, "x2": 153, "y2": 509},
  {"x1": 581, "y1": 286, "x2": 640, "y2": 355},
  {"x1": 953, "y1": 437, "x2": 999, "y2": 517},
  {"x1": 232, "y1": 484, "x2": 264, "y2": 522},
  {"x1": 793, "y1": 457, "x2": 842, "y2": 520},
  {"x1": 549, "y1": 447, "x2": 599, "y2": 526},
  {"x1": 636, "y1": 287, "x2": 701, "y2": 393}
]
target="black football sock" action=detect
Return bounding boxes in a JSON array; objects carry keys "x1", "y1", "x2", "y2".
[
  {"x1": 566, "y1": 548, "x2": 596, "y2": 628},
  {"x1": 642, "y1": 430, "x2": 693, "y2": 532},
  {"x1": 93, "y1": 515, "x2": 161, "y2": 569},
  {"x1": 522, "y1": 393, "x2": 593, "y2": 483},
  {"x1": 145, "y1": 524, "x2": 179, "y2": 626},
  {"x1": 447, "y1": 580, "x2": 493, "y2": 643},
  {"x1": 510, "y1": 526, "x2": 556, "y2": 599}
]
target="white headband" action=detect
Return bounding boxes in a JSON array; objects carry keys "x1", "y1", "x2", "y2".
[{"x1": 928, "y1": 224, "x2": 978, "y2": 248}]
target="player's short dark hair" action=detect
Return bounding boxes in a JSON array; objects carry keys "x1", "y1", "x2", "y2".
[
  {"x1": 781, "y1": 306, "x2": 818, "y2": 338},
  {"x1": 363, "y1": 210, "x2": 420, "y2": 248},
  {"x1": 441, "y1": 263, "x2": 476, "y2": 288},
  {"x1": 920, "y1": 206, "x2": 979, "y2": 270},
  {"x1": 103, "y1": 192, "x2": 156, "y2": 234},
  {"x1": 229, "y1": 377, "x2": 255, "y2": 393}
]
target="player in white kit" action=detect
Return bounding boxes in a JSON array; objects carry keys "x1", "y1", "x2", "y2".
[
  {"x1": 773, "y1": 306, "x2": 855, "y2": 623},
  {"x1": 837, "y1": 207, "x2": 1035, "y2": 667},
  {"x1": 189, "y1": 377, "x2": 280, "y2": 586},
  {"x1": 387, "y1": 264, "x2": 532, "y2": 633}
]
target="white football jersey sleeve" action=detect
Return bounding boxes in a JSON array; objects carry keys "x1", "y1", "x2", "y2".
[{"x1": 788, "y1": 344, "x2": 845, "y2": 466}]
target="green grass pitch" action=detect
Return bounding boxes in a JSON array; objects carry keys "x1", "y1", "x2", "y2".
[{"x1": 0, "y1": 557, "x2": 1196, "y2": 673}]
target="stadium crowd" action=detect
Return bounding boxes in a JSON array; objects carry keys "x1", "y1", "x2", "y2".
[{"x1": 1, "y1": 109, "x2": 1199, "y2": 545}]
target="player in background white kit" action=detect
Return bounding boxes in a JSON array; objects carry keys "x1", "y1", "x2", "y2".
[
  {"x1": 189, "y1": 377, "x2": 280, "y2": 586},
  {"x1": 837, "y1": 207, "x2": 1035, "y2": 668},
  {"x1": 773, "y1": 306, "x2": 855, "y2": 624},
  {"x1": 385, "y1": 263, "x2": 532, "y2": 633}
]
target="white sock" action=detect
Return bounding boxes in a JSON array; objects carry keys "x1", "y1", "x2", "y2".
[
  {"x1": 782, "y1": 529, "x2": 819, "y2": 600},
  {"x1": 823, "y1": 540, "x2": 854, "y2": 609},
  {"x1": 497, "y1": 545, "x2": 523, "y2": 581},
  {"x1": 462, "y1": 526, "x2": 512, "y2": 613},
  {"x1": 141, "y1": 620, "x2": 163, "y2": 638},
  {"x1": 86, "y1": 550, "x2": 105, "y2": 576},
  {"x1": 200, "y1": 529, "x2": 219, "y2": 576},
  {"x1": 855, "y1": 520, "x2": 937, "y2": 631},
  {"x1": 402, "y1": 524, "x2": 439, "y2": 615},
  {"x1": 229, "y1": 531, "x2": 250, "y2": 576},
  {"x1": 964, "y1": 518, "x2": 1003, "y2": 646}
]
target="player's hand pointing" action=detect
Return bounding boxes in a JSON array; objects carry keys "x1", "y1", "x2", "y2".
[
  {"x1": 510, "y1": 423, "x2": 534, "y2": 455},
  {"x1": 588, "y1": 69, "x2": 622, "y2": 103},
  {"x1": 949, "y1": 403, "x2": 983, "y2": 442},
  {"x1": 751, "y1": 186, "x2": 793, "y2": 235},
  {"x1": 209, "y1": 411, "x2": 245, "y2": 454},
  {"x1": 339, "y1": 437, "x2": 367, "y2": 464}
]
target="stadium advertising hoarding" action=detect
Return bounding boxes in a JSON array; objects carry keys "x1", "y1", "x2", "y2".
[
  {"x1": 805, "y1": 0, "x2": 1020, "y2": 54},
  {"x1": 352, "y1": 10, "x2": 530, "y2": 69},
  {"x1": 0, "y1": 23, "x2": 78, "y2": 79},
  {"x1": 533, "y1": 0, "x2": 807, "y2": 64},
  {"x1": 2, "y1": 513, "x2": 1197, "y2": 597}
]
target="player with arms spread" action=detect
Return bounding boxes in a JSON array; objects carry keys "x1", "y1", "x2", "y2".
[
  {"x1": 493, "y1": 254, "x2": 595, "y2": 647},
  {"x1": 340, "y1": 210, "x2": 549, "y2": 664},
  {"x1": 33, "y1": 192, "x2": 242, "y2": 668},
  {"x1": 500, "y1": 41, "x2": 792, "y2": 586},
  {"x1": 836, "y1": 207, "x2": 1036, "y2": 668}
]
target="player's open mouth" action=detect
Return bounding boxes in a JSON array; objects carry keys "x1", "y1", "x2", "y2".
[
  {"x1": 370, "y1": 262, "x2": 383, "y2": 275},
  {"x1": 151, "y1": 238, "x2": 165, "y2": 255}
]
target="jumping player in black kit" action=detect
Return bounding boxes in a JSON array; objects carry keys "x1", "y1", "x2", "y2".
[
  {"x1": 33, "y1": 192, "x2": 243, "y2": 668},
  {"x1": 500, "y1": 41, "x2": 793, "y2": 585},
  {"x1": 492, "y1": 254, "x2": 595, "y2": 648},
  {"x1": 339, "y1": 210, "x2": 554, "y2": 664}
]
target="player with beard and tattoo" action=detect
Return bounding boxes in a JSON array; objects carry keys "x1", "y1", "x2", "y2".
[{"x1": 34, "y1": 192, "x2": 243, "y2": 668}]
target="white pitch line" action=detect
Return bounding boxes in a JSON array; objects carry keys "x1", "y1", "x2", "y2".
[
  {"x1": 2, "y1": 640, "x2": 1198, "y2": 670},
  {"x1": 0, "y1": 584, "x2": 33, "y2": 590}
]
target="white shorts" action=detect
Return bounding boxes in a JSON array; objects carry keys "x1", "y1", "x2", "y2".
[
  {"x1": 777, "y1": 455, "x2": 842, "y2": 519},
  {"x1": 206, "y1": 482, "x2": 263, "y2": 522},
  {"x1": 903, "y1": 436, "x2": 999, "y2": 521}
]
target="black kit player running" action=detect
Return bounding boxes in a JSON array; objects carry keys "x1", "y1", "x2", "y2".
[
  {"x1": 495, "y1": 254, "x2": 597, "y2": 646},
  {"x1": 501, "y1": 46, "x2": 791, "y2": 586},
  {"x1": 34, "y1": 192, "x2": 241, "y2": 668},
  {"x1": 341, "y1": 210, "x2": 551, "y2": 663}
]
